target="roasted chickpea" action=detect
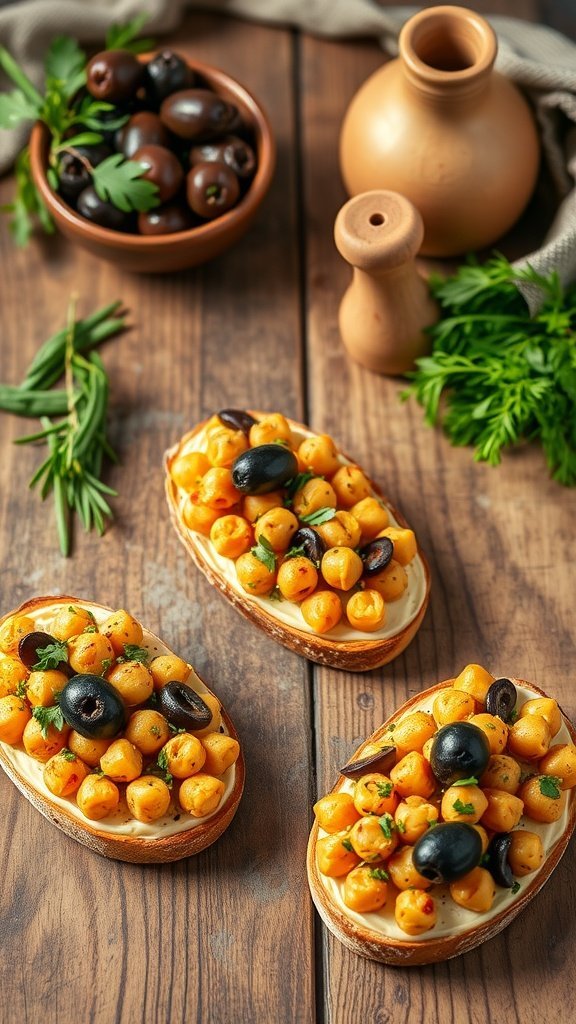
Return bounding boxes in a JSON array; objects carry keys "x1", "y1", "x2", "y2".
[
  {"x1": 331, "y1": 465, "x2": 372, "y2": 509},
  {"x1": 163, "y1": 733, "x2": 206, "y2": 779},
  {"x1": 471, "y1": 825, "x2": 490, "y2": 855},
  {"x1": 479, "y1": 754, "x2": 521, "y2": 794},
  {"x1": 68, "y1": 731, "x2": 112, "y2": 767},
  {"x1": 452, "y1": 663, "x2": 494, "y2": 703},
  {"x1": 297, "y1": 434, "x2": 340, "y2": 478},
  {"x1": 255, "y1": 507, "x2": 299, "y2": 552},
  {"x1": 68, "y1": 632, "x2": 115, "y2": 676},
  {"x1": 100, "y1": 738, "x2": 143, "y2": 782},
  {"x1": 301, "y1": 590, "x2": 342, "y2": 634},
  {"x1": 343, "y1": 864, "x2": 389, "y2": 913},
  {"x1": 170, "y1": 450, "x2": 210, "y2": 492},
  {"x1": 349, "y1": 813, "x2": 398, "y2": 862},
  {"x1": 0, "y1": 694, "x2": 31, "y2": 743},
  {"x1": 468, "y1": 713, "x2": 509, "y2": 755},
  {"x1": 277, "y1": 557, "x2": 318, "y2": 602},
  {"x1": 368, "y1": 560, "x2": 408, "y2": 602},
  {"x1": 242, "y1": 491, "x2": 284, "y2": 524},
  {"x1": 107, "y1": 661, "x2": 154, "y2": 706},
  {"x1": 350, "y1": 497, "x2": 389, "y2": 542},
  {"x1": 150, "y1": 654, "x2": 190, "y2": 689},
  {"x1": 22, "y1": 717, "x2": 70, "y2": 762},
  {"x1": 508, "y1": 830, "x2": 544, "y2": 876},
  {"x1": 199, "y1": 467, "x2": 239, "y2": 510},
  {"x1": 210, "y1": 514, "x2": 253, "y2": 559},
  {"x1": 321, "y1": 547, "x2": 363, "y2": 591},
  {"x1": 315, "y1": 511, "x2": 361, "y2": 550},
  {"x1": 392, "y1": 711, "x2": 436, "y2": 755},
  {"x1": 126, "y1": 776, "x2": 172, "y2": 823},
  {"x1": 508, "y1": 715, "x2": 551, "y2": 760},
  {"x1": 0, "y1": 614, "x2": 36, "y2": 655},
  {"x1": 249, "y1": 413, "x2": 294, "y2": 448},
  {"x1": 206, "y1": 426, "x2": 248, "y2": 468},
  {"x1": 313, "y1": 792, "x2": 361, "y2": 833},
  {"x1": 377, "y1": 527, "x2": 417, "y2": 566},
  {"x1": 520, "y1": 697, "x2": 562, "y2": 739},
  {"x1": 518, "y1": 775, "x2": 565, "y2": 823},
  {"x1": 394, "y1": 795, "x2": 439, "y2": 843},
  {"x1": 387, "y1": 845, "x2": 432, "y2": 890},
  {"x1": 441, "y1": 784, "x2": 489, "y2": 824},
  {"x1": 450, "y1": 867, "x2": 496, "y2": 913},
  {"x1": 390, "y1": 751, "x2": 436, "y2": 799},
  {"x1": 201, "y1": 731, "x2": 240, "y2": 777},
  {"x1": 292, "y1": 478, "x2": 337, "y2": 519},
  {"x1": 481, "y1": 789, "x2": 524, "y2": 832},
  {"x1": 432, "y1": 688, "x2": 476, "y2": 726},
  {"x1": 353, "y1": 774, "x2": 398, "y2": 817},
  {"x1": 51, "y1": 605, "x2": 95, "y2": 641},
  {"x1": 26, "y1": 669, "x2": 68, "y2": 708},
  {"x1": 235, "y1": 551, "x2": 276, "y2": 596},
  {"x1": 394, "y1": 889, "x2": 436, "y2": 935},
  {"x1": 76, "y1": 774, "x2": 120, "y2": 820},
  {"x1": 100, "y1": 609, "x2": 144, "y2": 656},
  {"x1": 539, "y1": 743, "x2": 576, "y2": 789},
  {"x1": 182, "y1": 497, "x2": 221, "y2": 535},
  {"x1": 346, "y1": 589, "x2": 386, "y2": 632},
  {"x1": 44, "y1": 750, "x2": 90, "y2": 797},
  {"x1": 189, "y1": 691, "x2": 222, "y2": 738},
  {"x1": 124, "y1": 710, "x2": 171, "y2": 756},
  {"x1": 422, "y1": 736, "x2": 435, "y2": 762},
  {"x1": 0, "y1": 655, "x2": 28, "y2": 698},
  {"x1": 179, "y1": 772, "x2": 226, "y2": 818}
]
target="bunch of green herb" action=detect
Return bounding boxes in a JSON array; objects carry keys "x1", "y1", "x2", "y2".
[
  {"x1": 0, "y1": 15, "x2": 158, "y2": 244},
  {"x1": 403, "y1": 255, "x2": 576, "y2": 485},
  {"x1": 0, "y1": 298, "x2": 126, "y2": 555}
]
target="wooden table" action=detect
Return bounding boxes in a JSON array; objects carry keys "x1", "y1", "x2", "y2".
[{"x1": 1, "y1": 3, "x2": 575, "y2": 1022}]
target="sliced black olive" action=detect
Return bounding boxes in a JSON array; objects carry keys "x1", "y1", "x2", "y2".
[
  {"x1": 157, "y1": 681, "x2": 213, "y2": 730},
  {"x1": 217, "y1": 409, "x2": 257, "y2": 435},
  {"x1": 18, "y1": 631, "x2": 72, "y2": 676},
  {"x1": 359, "y1": 537, "x2": 394, "y2": 577},
  {"x1": 232, "y1": 445, "x2": 298, "y2": 495},
  {"x1": 59, "y1": 675, "x2": 126, "y2": 739},
  {"x1": 485, "y1": 678, "x2": 517, "y2": 723},
  {"x1": 486, "y1": 832, "x2": 515, "y2": 887},
  {"x1": 413, "y1": 822, "x2": 482, "y2": 883},
  {"x1": 430, "y1": 721, "x2": 490, "y2": 786},
  {"x1": 290, "y1": 527, "x2": 326, "y2": 566},
  {"x1": 340, "y1": 745, "x2": 396, "y2": 780}
]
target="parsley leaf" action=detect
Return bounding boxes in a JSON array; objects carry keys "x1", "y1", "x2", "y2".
[
  {"x1": 33, "y1": 640, "x2": 69, "y2": 671},
  {"x1": 341, "y1": 838, "x2": 354, "y2": 852},
  {"x1": 60, "y1": 747, "x2": 76, "y2": 762},
  {"x1": 32, "y1": 704, "x2": 65, "y2": 738},
  {"x1": 369, "y1": 867, "x2": 389, "y2": 881},
  {"x1": 118, "y1": 644, "x2": 149, "y2": 664},
  {"x1": 539, "y1": 775, "x2": 562, "y2": 799},
  {"x1": 376, "y1": 781, "x2": 393, "y2": 798},
  {"x1": 452, "y1": 776, "x2": 478, "y2": 787},
  {"x1": 250, "y1": 535, "x2": 276, "y2": 573},
  {"x1": 153, "y1": 748, "x2": 173, "y2": 788},
  {"x1": 92, "y1": 154, "x2": 160, "y2": 213},
  {"x1": 0, "y1": 88, "x2": 40, "y2": 128},
  {"x1": 452, "y1": 798, "x2": 476, "y2": 815},
  {"x1": 105, "y1": 13, "x2": 154, "y2": 54},
  {"x1": 44, "y1": 36, "x2": 86, "y2": 99},
  {"x1": 378, "y1": 814, "x2": 395, "y2": 839},
  {"x1": 511, "y1": 881, "x2": 521, "y2": 895},
  {"x1": 267, "y1": 586, "x2": 284, "y2": 602},
  {"x1": 300, "y1": 506, "x2": 336, "y2": 526},
  {"x1": 284, "y1": 544, "x2": 306, "y2": 560},
  {"x1": 284, "y1": 471, "x2": 316, "y2": 505}
]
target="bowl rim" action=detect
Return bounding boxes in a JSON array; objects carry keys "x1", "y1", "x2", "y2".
[{"x1": 29, "y1": 53, "x2": 276, "y2": 251}]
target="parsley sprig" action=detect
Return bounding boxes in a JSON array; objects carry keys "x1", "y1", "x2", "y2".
[
  {"x1": 32, "y1": 703, "x2": 65, "y2": 738},
  {"x1": 403, "y1": 255, "x2": 576, "y2": 485},
  {"x1": 118, "y1": 645, "x2": 149, "y2": 664},
  {"x1": 33, "y1": 640, "x2": 69, "y2": 671},
  {"x1": 299, "y1": 506, "x2": 336, "y2": 526},
  {"x1": 250, "y1": 535, "x2": 276, "y2": 573},
  {"x1": 539, "y1": 775, "x2": 562, "y2": 799}
]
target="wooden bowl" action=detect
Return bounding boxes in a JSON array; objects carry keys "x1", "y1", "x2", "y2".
[
  {"x1": 29, "y1": 56, "x2": 275, "y2": 273},
  {"x1": 164, "y1": 414, "x2": 431, "y2": 672},
  {"x1": 307, "y1": 677, "x2": 576, "y2": 964},
  {"x1": 0, "y1": 596, "x2": 245, "y2": 863}
]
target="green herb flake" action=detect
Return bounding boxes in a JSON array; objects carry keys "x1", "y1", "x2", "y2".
[
  {"x1": 300, "y1": 506, "x2": 337, "y2": 527},
  {"x1": 378, "y1": 814, "x2": 394, "y2": 839},
  {"x1": 511, "y1": 881, "x2": 521, "y2": 895},
  {"x1": 376, "y1": 781, "x2": 393, "y2": 799},
  {"x1": 93, "y1": 155, "x2": 160, "y2": 213},
  {"x1": 100, "y1": 658, "x2": 113, "y2": 674},
  {"x1": 341, "y1": 838, "x2": 354, "y2": 852},
  {"x1": 427, "y1": 820, "x2": 438, "y2": 829},
  {"x1": 250, "y1": 535, "x2": 276, "y2": 573},
  {"x1": 395, "y1": 820, "x2": 406, "y2": 834},
  {"x1": 267, "y1": 586, "x2": 284, "y2": 602},
  {"x1": 120, "y1": 644, "x2": 149, "y2": 664},
  {"x1": 153, "y1": 747, "x2": 173, "y2": 788},
  {"x1": 16, "y1": 680, "x2": 28, "y2": 698},
  {"x1": 83, "y1": 624, "x2": 98, "y2": 634},
  {"x1": 539, "y1": 775, "x2": 562, "y2": 799},
  {"x1": 33, "y1": 640, "x2": 69, "y2": 671},
  {"x1": 60, "y1": 747, "x2": 76, "y2": 762},
  {"x1": 452, "y1": 776, "x2": 478, "y2": 787},
  {"x1": 369, "y1": 868, "x2": 389, "y2": 881},
  {"x1": 452, "y1": 798, "x2": 476, "y2": 815},
  {"x1": 149, "y1": 725, "x2": 162, "y2": 738},
  {"x1": 32, "y1": 704, "x2": 65, "y2": 738},
  {"x1": 284, "y1": 471, "x2": 316, "y2": 506}
]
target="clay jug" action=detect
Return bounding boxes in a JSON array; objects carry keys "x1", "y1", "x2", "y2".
[
  {"x1": 340, "y1": 5, "x2": 540, "y2": 257},
  {"x1": 334, "y1": 190, "x2": 438, "y2": 375}
]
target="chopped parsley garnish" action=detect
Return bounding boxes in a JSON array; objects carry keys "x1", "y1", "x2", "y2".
[
  {"x1": 376, "y1": 781, "x2": 393, "y2": 799},
  {"x1": 32, "y1": 703, "x2": 65, "y2": 738},
  {"x1": 300, "y1": 506, "x2": 336, "y2": 526},
  {"x1": 284, "y1": 471, "x2": 316, "y2": 506},
  {"x1": 378, "y1": 814, "x2": 394, "y2": 839},
  {"x1": 453, "y1": 776, "x2": 478, "y2": 787},
  {"x1": 267, "y1": 586, "x2": 284, "y2": 602},
  {"x1": 452, "y1": 798, "x2": 476, "y2": 815},
  {"x1": 33, "y1": 640, "x2": 68, "y2": 671},
  {"x1": 149, "y1": 725, "x2": 162, "y2": 738},
  {"x1": 250, "y1": 535, "x2": 276, "y2": 573},
  {"x1": 369, "y1": 868, "x2": 389, "y2": 881},
  {"x1": 395, "y1": 820, "x2": 406, "y2": 834},
  {"x1": 60, "y1": 747, "x2": 76, "y2": 762},
  {"x1": 341, "y1": 838, "x2": 354, "y2": 852},
  {"x1": 118, "y1": 644, "x2": 149, "y2": 664},
  {"x1": 100, "y1": 658, "x2": 113, "y2": 674},
  {"x1": 511, "y1": 881, "x2": 521, "y2": 895},
  {"x1": 152, "y1": 748, "x2": 173, "y2": 788},
  {"x1": 539, "y1": 775, "x2": 562, "y2": 799}
]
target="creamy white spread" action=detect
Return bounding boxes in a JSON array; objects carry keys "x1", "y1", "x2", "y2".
[
  {"x1": 1, "y1": 601, "x2": 236, "y2": 839},
  {"x1": 176, "y1": 422, "x2": 428, "y2": 642},
  {"x1": 317, "y1": 682, "x2": 573, "y2": 943}
]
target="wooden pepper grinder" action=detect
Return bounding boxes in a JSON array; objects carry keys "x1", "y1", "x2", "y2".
[{"x1": 334, "y1": 190, "x2": 438, "y2": 375}]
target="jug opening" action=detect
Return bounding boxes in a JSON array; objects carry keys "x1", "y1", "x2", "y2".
[
  {"x1": 369, "y1": 212, "x2": 386, "y2": 226},
  {"x1": 415, "y1": 31, "x2": 478, "y2": 73},
  {"x1": 400, "y1": 7, "x2": 496, "y2": 88}
]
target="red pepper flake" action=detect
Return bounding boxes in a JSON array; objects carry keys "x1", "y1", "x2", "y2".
[{"x1": 422, "y1": 898, "x2": 434, "y2": 915}]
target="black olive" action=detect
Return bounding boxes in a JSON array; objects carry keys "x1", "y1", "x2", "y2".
[
  {"x1": 138, "y1": 204, "x2": 194, "y2": 235},
  {"x1": 485, "y1": 678, "x2": 517, "y2": 723},
  {"x1": 117, "y1": 111, "x2": 169, "y2": 158},
  {"x1": 133, "y1": 143, "x2": 183, "y2": 203},
  {"x1": 59, "y1": 675, "x2": 126, "y2": 739},
  {"x1": 144, "y1": 50, "x2": 195, "y2": 105},
  {"x1": 57, "y1": 143, "x2": 113, "y2": 202},
  {"x1": 290, "y1": 527, "x2": 326, "y2": 566},
  {"x1": 157, "y1": 681, "x2": 213, "y2": 730},
  {"x1": 18, "y1": 631, "x2": 70, "y2": 673},
  {"x1": 160, "y1": 89, "x2": 240, "y2": 141},
  {"x1": 340, "y1": 745, "x2": 396, "y2": 780},
  {"x1": 190, "y1": 135, "x2": 257, "y2": 179},
  {"x1": 77, "y1": 186, "x2": 130, "y2": 230},
  {"x1": 86, "y1": 50, "x2": 144, "y2": 103},
  {"x1": 359, "y1": 536, "x2": 394, "y2": 577},
  {"x1": 430, "y1": 721, "x2": 490, "y2": 786},
  {"x1": 232, "y1": 445, "x2": 298, "y2": 495},
  {"x1": 413, "y1": 822, "x2": 482, "y2": 883},
  {"x1": 217, "y1": 409, "x2": 257, "y2": 435},
  {"x1": 486, "y1": 832, "x2": 515, "y2": 888},
  {"x1": 186, "y1": 161, "x2": 240, "y2": 219}
]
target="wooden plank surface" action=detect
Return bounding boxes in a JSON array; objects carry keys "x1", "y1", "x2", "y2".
[{"x1": 0, "y1": 3, "x2": 575, "y2": 1023}]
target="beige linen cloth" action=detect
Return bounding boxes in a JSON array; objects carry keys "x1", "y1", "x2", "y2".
[{"x1": 1, "y1": 0, "x2": 576, "y2": 300}]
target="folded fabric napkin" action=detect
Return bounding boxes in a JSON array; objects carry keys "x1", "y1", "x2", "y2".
[{"x1": 1, "y1": 0, "x2": 576, "y2": 301}]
